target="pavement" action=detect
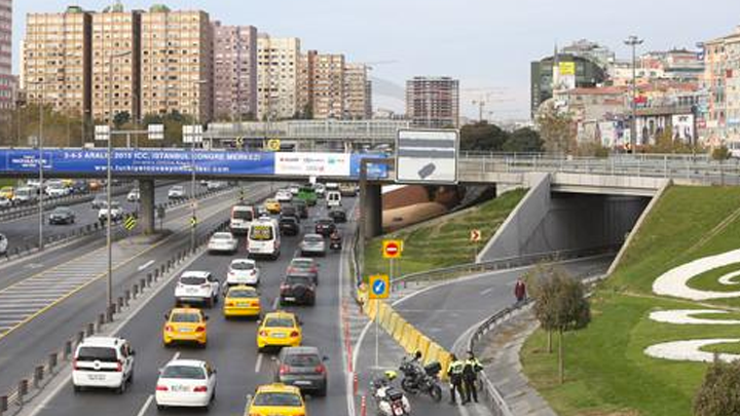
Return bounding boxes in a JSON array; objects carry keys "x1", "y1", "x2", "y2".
[{"x1": 3, "y1": 190, "x2": 356, "y2": 416}]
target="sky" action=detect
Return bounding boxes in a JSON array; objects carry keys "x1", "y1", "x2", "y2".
[{"x1": 11, "y1": 0, "x2": 740, "y2": 121}]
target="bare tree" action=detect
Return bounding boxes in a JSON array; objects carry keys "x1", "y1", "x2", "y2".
[{"x1": 535, "y1": 100, "x2": 576, "y2": 155}]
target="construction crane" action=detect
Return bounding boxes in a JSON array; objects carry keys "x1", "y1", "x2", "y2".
[{"x1": 471, "y1": 93, "x2": 514, "y2": 122}]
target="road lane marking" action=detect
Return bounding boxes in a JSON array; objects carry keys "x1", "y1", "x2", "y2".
[
  {"x1": 481, "y1": 287, "x2": 495, "y2": 296},
  {"x1": 255, "y1": 353, "x2": 263, "y2": 373},
  {"x1": 272, "y1": 296, "x2": 279, "y2": 309},
  {"x1": 135, "y1": 394, "x2": 154, "y2": 416},
  {"x1": 137, "y1": 260, "x2": 155, "y2": 272}
]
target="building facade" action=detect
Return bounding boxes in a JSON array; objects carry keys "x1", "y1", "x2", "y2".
[
  {"x1": 405, "y1": 76, "x2": 460, "y2": 128},
  {"x1": 257, "y1": 35, "x2": 300, "y2": 120},
  {"x1": 344, "y1": 63, "x2": 371, "y2": 119},
  {"x1": 23, "y1": 7, "x2": 92, "y2": 115},
  {"x1": 311, "y1": 53, "x2": 344, "y2": 119},
  {"x1": 212, "y1": 21, "x2": 257, "y2": 121},
  {"x1": 703, "y1": 27, "x2": 740, "y2": 150},
  {"x1": 530, "y1": 53, "x2": 607, "y2": 118},
  {"x1": 0, "y1": 0, "x2": 12, "y2": 109},
  {"x1": 140, "y1": 6, "x2": 213, "y2": 122}
]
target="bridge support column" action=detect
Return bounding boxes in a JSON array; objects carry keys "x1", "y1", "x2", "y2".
[
  {"x1": 139, "y1": 179, "x2": 156, "y2": 235},
  {"x1": 361, "y1": 182, "x2": 383, "y2": 240}
]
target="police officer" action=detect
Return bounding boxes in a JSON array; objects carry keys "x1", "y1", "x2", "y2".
[
  {"x1": 462, "y1": 351, "x2": 483, "y2": 404},
  {"x1": 447, "y1": 354, "x2": 465, "y2": 405}
]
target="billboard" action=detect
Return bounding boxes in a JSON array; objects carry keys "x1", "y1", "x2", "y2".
[
  {"x1": 671, "y1": 114, "x2": 695, "y2": 142},
  {"x1": 396, "y1": 129, "x2": 459, "y2": 184},
  {"x1": 557, "y1": 61, "x2": 577, "y2": 90},
  {"x1": 274, "y1": 152, "x2": 352, "y2": 177}
]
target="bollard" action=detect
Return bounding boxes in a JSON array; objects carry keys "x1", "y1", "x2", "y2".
[
  {"x1": 64, "y1": 341, "x2": 73, "y2": 360},
  {"x1": 140, "y1": 278, "x2": 146, "y2": 291},
  {"x1": 353, "y1": 373, "x2": 359, "y2": 395},
  {"x1": 98, "y1": 313, "x2": 105, "y2": 328},
  {"x1": 33, "y1": 366, "x2": 44, "y2": 388},
  {"x1": 147, "y1": 273, "x2": 153, "y2": 286},
  {"x1": 154, "y1": 269, "x2": 160, "y2": 280},
  {"x1": 1, "y1": 395, "x2": 7, "y2": 412},
  {"x1": 160, "y1": 265, "x2": 166, "y2": 276},
  {"x1": 360, "y1": 395, "x2": 367, "y2": 416},
  {"x1": 125, "y1": 290, "x2": 130, "y2": 305},
  {"x1": 117, "y1": 296, "x2": 124, "y2": 311},
  {"x1": 77, "y1": 331, "x2": 85, "y2": 344},
  {"x1": 17, "y1": 379, "x2": 28, "y2": 404}
]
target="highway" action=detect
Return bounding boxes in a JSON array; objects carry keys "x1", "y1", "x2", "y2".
[{"x1": 7, "y1": 190, "x2": 353, "y2": 416}]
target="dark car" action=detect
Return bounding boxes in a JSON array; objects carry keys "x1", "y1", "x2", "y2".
[
  {"x1": 286, "y1": 258, "x2": 319, "y2": 285},
  {"x1": 328, "y1": 208, "x2": 347, "y2": 224},
  {"x1": 275, "y1": 346, "x2": 328, "y2": 396},
  {"x1": 49, "y1": 206, "x2": 76, "y2": 225},
  {"x1": 292, "y1": 200, "x2": 308, "y2": 219},
  {"x1": 71, "y1": 180, "x2": 90, "y2": 194},
  {"x1": 314, "y1": 218, "x2": 336, "y2": 237},
  {"x1": 279, "y1": 273, "x2": 316, "y2": 306},
  {"x1": 279, "y1": 216, "x2": 300, "y2": 236},
  {"x1": 280, "y1": 205, "x2": 299, "y2": 221}
]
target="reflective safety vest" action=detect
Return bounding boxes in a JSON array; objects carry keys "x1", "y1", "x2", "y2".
[{"x1": 447, "y1": 360, "x2": 465, "y2": 376}]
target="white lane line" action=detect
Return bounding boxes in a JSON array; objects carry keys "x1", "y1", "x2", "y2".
[
  {"x1": 135, "y1": 394, "x2": 154, "y2": 416},
  {"x1": 137, "y1": 260, "x2": 155, "y2": 272},
  {"x1": 272, "y1": 296, "x2": 279, "y2": 309},
  {"x1": 255, "y1": 353, "x2": 263, "y2": 373},
  {"x1": 481, "y1": 287, "x2": 495, "y2": 296}
]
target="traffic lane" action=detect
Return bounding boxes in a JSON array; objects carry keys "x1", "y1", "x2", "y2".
[
  {"x1": 395, "y1": 256, "x2": 614, "y2": 351},
  {"x1": 34, "y1": 206, "x2": 347, "y2": 416},
  {"x1": 0, "y1": 184, "x2": 265, "y2": 395}
]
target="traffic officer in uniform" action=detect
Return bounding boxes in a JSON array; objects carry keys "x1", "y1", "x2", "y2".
[
  {"x1": 462, "y1": 350, "x2": 484, "y2": 404},
  {"x1": 447, "y1": 354, "x2": 465, "y2": 405}
]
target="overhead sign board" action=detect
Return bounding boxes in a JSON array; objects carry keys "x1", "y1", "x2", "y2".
[
  {"x1": 148, "y1": 124, "x2": 164, "y2": 141},
  {"x1": 94, "y1": 125, "x2": 111, "y2": 142},
  {"x1": 396, "y1": 129, "x2": 459, "y2": 184},
  {"x1": 183, "y1": 125, "x2": 203, "y2": 144}
]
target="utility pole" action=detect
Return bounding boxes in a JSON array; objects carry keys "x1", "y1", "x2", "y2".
[{"x1": 624, "y1": 35, "x2": 644, "y2": 150}]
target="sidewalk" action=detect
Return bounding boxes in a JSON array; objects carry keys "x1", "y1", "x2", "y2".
[{"x1": 478, "y1": 309, "x2": 558, "y2": 416}]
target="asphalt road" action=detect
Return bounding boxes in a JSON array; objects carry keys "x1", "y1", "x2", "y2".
[
  {"x1": 13, "y1": 194, "x2": 354, "y2": 416},
  {"x1": 0, "y1": 181, "x2": 187, "y2": 252}
]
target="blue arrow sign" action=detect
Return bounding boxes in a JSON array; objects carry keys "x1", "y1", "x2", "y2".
[{"x1": 373, "y1": 279, "x2": 386, "y2": 295}]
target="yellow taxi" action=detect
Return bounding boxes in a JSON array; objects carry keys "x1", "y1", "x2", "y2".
[
  {"x1": 247, "y1": 383, "x2": 306, "y2": 416},
  {"x1": 264, "y1": 199, "x2": 281, "y2": 214},
  {"x1": 257, "y1": 311, "x2": 302, "y2": 352},
  {"x1": 0, "y1": 186, "x2": 14, "y2": 200},
  {"x1": 162, "y1": 307, "x2": 208, "y2": 347},
  {"x1": 223, "y1": 285, "x2": 261, "y2": 319}
]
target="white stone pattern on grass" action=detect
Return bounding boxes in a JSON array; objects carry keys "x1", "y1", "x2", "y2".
[
  {"x1": 649, "y1": 309, "x2": 740, "y2": 326},
  {"x1": 644, "y1": 339, "x2": 740, "y2": 363},
  {"x1": 652, "y1": 249, "x2": 740, "y2": 301}
]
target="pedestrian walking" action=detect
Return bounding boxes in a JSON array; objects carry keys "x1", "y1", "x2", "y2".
[
  {"x1": 447, "y1": 354, "x2": 465, "y2": 405},
  {"x1": 462, "y1": 351, "x2": 483, "y2": 404},
  {"x1": 514, "y1": 278, "x2": 527, "y2": 304}
]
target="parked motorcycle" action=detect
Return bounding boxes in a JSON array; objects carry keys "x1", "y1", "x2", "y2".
[
  {"x1": 371, "y1": 371, "x2": 411, "y2": 416},
  {"x1": 399, "y1": 357, "x2": 443, "y2": 402}
]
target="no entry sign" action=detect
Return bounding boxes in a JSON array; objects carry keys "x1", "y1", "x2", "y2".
[{"x1": 382, "y1": 240, "x2": 403, "y2": 259}]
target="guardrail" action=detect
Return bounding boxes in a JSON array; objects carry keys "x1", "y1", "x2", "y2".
[{"x1": 0, "y1": 185, "x2": 132, "y2": 223}]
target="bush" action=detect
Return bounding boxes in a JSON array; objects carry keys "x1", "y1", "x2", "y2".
[{"x1": 694, "y1": 359, "x2": 740, "y2": 416}]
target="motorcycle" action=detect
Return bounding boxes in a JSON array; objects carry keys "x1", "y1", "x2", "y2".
[
  {"x1": 329, "y1": 234, "x2": 342, "y2": 252},
  {"x1": 371, "y1": 372, "x2": 411, "y2": 416},
  {"x1": 399, "y1": 357, "x2": 443, "y2": 403}
]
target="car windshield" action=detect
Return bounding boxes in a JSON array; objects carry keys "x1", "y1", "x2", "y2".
[
  {"x1": 250, "y1": 225, "x2": 274, "y2": 241},
  {"x1": 304, "y1": 235, "x2": 323, "y2": 243},
  {"x1": 254, "y1": 392, "x2": 303, "y2": 407},
  {"x1": 53, "y1": 208, "x2": 71, "y2": 214},
  {"x1": 171, "y1": 186, "x2": 183, "y2": 192},
  {"x1": 212, "y1": 233, "x2": 232, "y2": 240},
  {"x1": 228, "y1": 289, "x2": 257, "y2": 298},
  {"x1": 180, "y1": 276, "x2": 206, "y2": 285},
  {"x1": 161, "y1": 365, "x2": 206, "y2": 380},
  {"x1": 76, "y1": 346, "x2": 117, "y2": 362},
  {"x1": 110, "y1": 202, "x2": 120, "y2": 209},
  {"x1": 280, "y1": 218, "x2": 297, "y2": 225},
  {"x1": 233, "y1": 209, "x2": 253, "y2": 220},
  {"x1": 171, "y1": 313, "x2": 201, "y2": 323},
  {"x1": 231, "y1": 261, "x2": 254, "y2": 271},
  {"x1": 286, "y1": 275, "x2": 312, "y2": 285},
  {"x1": 264, "y1": 317, "x2": 294, "y2": 328},
  {"x1": 285, "y1": 353, "x2": 321, "y2": 367},
  {"x1": 291, "y1": 260, "x2": 313, "y2": 269},
  {"x1": 317, "y1": 219, "x2": 332, "y2": 225}
]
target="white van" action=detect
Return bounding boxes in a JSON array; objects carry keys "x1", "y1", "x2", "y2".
[
  {"x1": 72, "y1": 336, "x2": 135, "y2": 393},
  {"x1": 14, "y1": 187, "x2": 38, "y2": 204},
  {"x1": 230, "y1": 205, "x2": 255, "y2": 235},
  {"x1": 326, "y1": 190, "x2": 342, "y2": 208},
  {"x1": 247, "y1": 218, "x2": 281, "y2": 260}
]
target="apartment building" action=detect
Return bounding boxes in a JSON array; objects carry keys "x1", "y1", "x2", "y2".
[
  {"x1": 23, "y1": 7, "x2": 92, "y2": 115},
  {"x1": 257, "y1": 35, "x2": 300, "y2": 120},
  {"x1": 91, "y1": 7, "x2": 141, "y2": 122},
  {"x1": 344, "y1": 63, "x2": 371, "y2": 119},
  {"x1": 212, "y1": 21, "x2": 257, "y2": 121},
  {"x1": 311, "y1": 53, "x2": 345, "y2": 119},
  {"x1": 702, "y1": 26, "x2": 740, "y2": 149},
  {"x1": 140, "y1": 6, "x2": 213, "y2": 122},
  {"x1": 406, "y1": 76, "x2": 460, "y2": 128},
  {"x1": 0, "y1": 0, "x2": 12, "y2": 109}
]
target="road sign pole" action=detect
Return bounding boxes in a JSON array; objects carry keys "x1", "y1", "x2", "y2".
[{"x1": 374, "y1": 301, "x2": 379, "y2": 368}]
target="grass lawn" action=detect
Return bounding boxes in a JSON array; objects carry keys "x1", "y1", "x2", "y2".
[
  {"x1": 521, "y1": 186, "x2": 740, "y2": 416},
  {"x1": 362, "y1": 189, "x2": 526, "y2": 279}
]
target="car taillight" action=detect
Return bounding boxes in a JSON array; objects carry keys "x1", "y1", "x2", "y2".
[
  {"x1": 280, "y1": 284, "x2": 290, "y2": 292},
  {"x1": 193, "y1": 385, "x2": 208, "y2": 393},
  {"x1": 116, "y1": 361, "x2": 123, "y2": 372},
  {"x1": 226, "y1": 301, "x2": 235, "y2": 307},
  {"x1": 251, "y1": 301, "x2": 260, "y2": 307},
  {"x1": 156, "y1": 385, "x2": 169, "y2": 391},
  {"x1": 259, "y1": 330, "x2": 268, "y2": 337},
  {"x1": 290, "y1": 331, "x2": 299, "y2": 338},
  {"x1": 196, "y1": 326, "x2": 206, "y2": 333},
  {"x1": 72, "y1": 359, "x2": 79, "y2": 370},
  {"x1": 315, "y1": 364, "x2": 326, "y2": 374},
  {"x1": 165, "y1": 325, "x2": 173, "y2": 332},
  {"x1": 279, "y1": 364, "x2": 290, "y2": 375}
]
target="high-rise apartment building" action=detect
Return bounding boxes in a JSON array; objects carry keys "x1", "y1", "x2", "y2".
[
  {"x1": 0, "y1": 0, "x2": 12, "y2": 109},
  {"x1": 311, "y1": 53, "x2": 344, "y2": 119},
  {"x1": 23, "y1": 7, "x2": 92, "y2": 115},
  {"x1": 140, "y1": 6, "x2": 213, "y2": 122},
  {"x1": 702, "y1": 27, "x2": 740, "y2": 147},
  {"x1": 91, "y1": 6, "x2": 141, "y2": 122},
  {"x1": 257, "y1": 35, "x2": 300, "y2": 120},
  {"x1": 212, "y1": 21, "x2": 257, "y2": 121},
  {"x1": 406, "y1": 76, "x2": 460, "y2": 128},
  {"x1": 344, "y1": 63, "x2": 371, "y2": 119}
]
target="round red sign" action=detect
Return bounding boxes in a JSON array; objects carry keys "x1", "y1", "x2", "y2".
[{"x1": 385, "y1": 242, "x2": 399, "y2": 256}]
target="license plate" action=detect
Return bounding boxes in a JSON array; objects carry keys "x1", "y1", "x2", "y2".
[
  {"x1": 284, "y1": 297, "x2": 296, "y2": 301},
  {"x1": 294, "y1": 380, "x2": 311, "y2": 385},
  {"x1": 238, "y1": 302, "x2": 249, "y2": 307},
  {"x1": 88, "y1": 374, "x2": 105, "y2": 381},
  {"x1": 171, "y1": 385, "x2": 189, "y2": 392},
  {"x1": 179, "y1": 328, "x2": 193, "y2": 333},
  {"x1": 273, "y1": 333, "x2": 286, "y2": 339},
  {"x1": 187, "y1": 288, "x2": 197, "y2": 294}
]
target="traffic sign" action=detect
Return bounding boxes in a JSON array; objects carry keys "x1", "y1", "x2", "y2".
[
  {"x1": 382, "y1": 240, "x2": 403, "y2": 259},
  {"x1": 95, "y1": 125, "x2": 111, "y2": 142},
  {"x1": 123, "y1": 215, "x2": 137, "y2": 231},
  {"x1": 148, "y1": 124, "x2": 164, "y2": 141},
  {"x1": 470, "y1": 229, "x2": 481, "y2": 243},
  {"x1": 369, "y1": 275, "x2": 390, "y2": 300},
  {"x1": 267, "y1": 139, "x2": 281, "y2": 152},
  {"x1": 235, "y1": 136, "x2": 244, "y2": 147},
  {"x1": 190, "y1": 216, "x2": 198, "y2": 228}
]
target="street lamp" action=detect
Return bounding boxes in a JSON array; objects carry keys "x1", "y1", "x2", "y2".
[
  {"x1": 625, "y1": 35, "x2": 644, "y2": 150},
  {"x1": 106, "y1": 49, "x2": 132, "y2": 318},
  {"x1": 26, "y1": 80, "x2": 46, "y2": 251},
  {"x1": 189, "y1": 79, "x2": 208, "y2": 251}
]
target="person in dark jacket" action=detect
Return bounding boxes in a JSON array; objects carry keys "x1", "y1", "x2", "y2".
[
  {"x1": 462, "y1": 351, "x2": 484, "y2": 403},
  {"x1": 514, "y1": 278, "x2": 527, "y2": 304}
]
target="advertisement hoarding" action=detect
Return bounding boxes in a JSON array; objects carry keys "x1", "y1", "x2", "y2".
[
  {"x1": 274, "y1": 152, "x2": 352, "y2": 177},
  {"x1": 671, "y1": 114, "x2": 695, "y2": 142}
]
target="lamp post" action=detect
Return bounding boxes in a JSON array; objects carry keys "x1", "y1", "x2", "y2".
[
  {"x1": 189, "y1": 79, "x2": 208, "y2": 250},
  {"x1": 624, "y1": 35, "x2": 644, "y2": 150},
  {"x1": 106, "y1": 49, "x2": 132, "y2": 318},
  {"x1": 26, "y1": 80, "x2": 46, "y2": 250}
]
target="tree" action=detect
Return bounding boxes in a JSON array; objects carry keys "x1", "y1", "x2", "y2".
[
  {"x1": 712, "y1": 145, "x2": 731, "y2": 161},
  {"x1": 527, "y1": 265, "x2": 591, "y2": 384},
  {"x1": 694, "y1": 358, "x2": 740, "y2": 416},
  {"x1": 502, "y1": 127, "x2": 543, "y2": 153},
  {"x1": 642, "y1": 127, "x2": 700, "y2": 154},
  {"x1": 113, "y1": 111, "x2": 131, "y2": 129},
  {"x1": 535, "y1": 100, "x2": 576, "y2": 155},
  {"x1": 460, "y1": 121, "x2": 509, "y2": 152}
]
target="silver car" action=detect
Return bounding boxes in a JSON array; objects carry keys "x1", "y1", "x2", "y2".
[{"x1": 300, "y1": 234, "x2": 326, "y2": 257}]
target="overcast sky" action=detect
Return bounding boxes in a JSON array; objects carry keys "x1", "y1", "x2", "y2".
[{"x1": 12, "y1": 0, "x2": 740, "y2": 121}]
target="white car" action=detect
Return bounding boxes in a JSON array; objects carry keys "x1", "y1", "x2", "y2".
[
  {"x1": 45, "y1": 183, "x2": 69, "y2": 198},
  {"x1": 325, "y1": 182, "x2": 339, "y2": 191},
  {"x1": 314, "y1": 183, "x2": 326, "y2": 197},
  {"x1": 98, "y1": 201, "x2": 124, "y2": 222},
  {"x1": 275, "y1": 189, "x2": 293, "y2": 203},
  {"x1": 174, "y1": 271, "x2": 220, "y2": 308},
  {"x1": 168, "y1": 186, "x2": 186, "y2": 199},
  {"x1": 72, "y1": 337, "x2": 135, "y2": 394},
  {"x1": 127, "y1": 188, "x2": 140, "y2": 202},
  {"x1": 225, "y1": 259, "x2": 260, "y2": 287},
  {"x1": 207, "y1": 232, "x2": 238, "y2": 254},
  {"x1": 155, "y1": 359, "x2": 216, "y2": 410},
  {"x1": 206, "y1": 181, "x2": 226, "y2": 191},
  {"x1": 0, "y1": 233, "x2": 7, "y2": 255},
  {"x1": 288, "y1": 185, "x2": 300, "y2": 196},
  {"x1": 14, "y1": 187, "x2": 38, "y2": 205},
  {"x1": 0, "y1": 196, "x2": 12, "y2": 209}
]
